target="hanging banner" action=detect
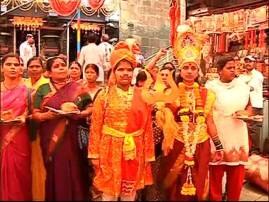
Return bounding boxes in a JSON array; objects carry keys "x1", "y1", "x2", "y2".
[
  {"x1": 88, "y1": 0, "x2": 105, "y2": 10},
  {"x1": 248, "y1": 6, "x2": 268, "y2": 28},
  {"x1": 169, "y1": 0, "x2": 186, "y2": 47},
  {"x1": 169, "y1": 0, "x2": 177, "y2": 47},
  {"x1": 49, "y1": 0, "x2": 81, "y2": 16},
  {"x1": 77, "y1": 8, "x2": 81, "y2": 58}
]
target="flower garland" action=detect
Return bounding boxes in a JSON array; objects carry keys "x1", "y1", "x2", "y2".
[{"x1": 177, "y1": 82, "x2": 206, "y2": 196}]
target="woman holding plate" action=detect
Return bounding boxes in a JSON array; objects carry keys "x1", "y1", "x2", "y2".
[
  {"x1": 205, "y1": 55, "x2": 252, "y2": 201},
  {"x1": 32, "y1": 56, "x2": 88, "y2": 201},
  {"x1": 155, "y1": 26, "x2": 224, "y2": 201},
  {"x1": 0, "y1": 53, "x2": 32, "y2": 200}
]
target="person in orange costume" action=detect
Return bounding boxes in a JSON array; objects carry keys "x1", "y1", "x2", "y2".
[{"x1": 88, "y1": 41, "x2": 155, "y2": 201}]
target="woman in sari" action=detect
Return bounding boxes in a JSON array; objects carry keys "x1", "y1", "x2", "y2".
[
  {"x1": 76, "y1": 63, "x2": 103, "y2": 200},
  {"x1": 32, "y1": 56, "x2": 88, "y2": 200},
  {"x1": 88, "y1": 41, "x2": 155, "y2": 201},
  {"x1": 24, "y1": 56, "x2": 48, "y2": 201},
  {"x1": 69, "y1": 61, "x2": 83, "y2": 85},
  {"x1": 24, "y1": 56, "x2": 49, "y2": 91},
  {"x1": 0, "y1": 53, "x2": 32, "y2": 200},
  {"x1": 156, "y1": 27, "x2": 224, "y2": 201},
  {"x1": 77, "y1": 64, "x2": 103, "y2": 144}
]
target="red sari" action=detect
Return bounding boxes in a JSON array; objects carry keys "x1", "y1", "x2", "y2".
[
  {"x1": 33, "y1": 81, "x2": 88, "y2": 201},
  {"x1": 0, "y1": 85, "x2": 32, "y2": 200}
]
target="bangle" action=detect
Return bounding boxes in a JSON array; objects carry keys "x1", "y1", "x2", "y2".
[
  {"x1": 211, "y1": 135, "x2": 219, "y2": 141},
  {"x1": 215, "y1": 143, "x2": 224, "y2": 151},
  {"x1": 212, "y1": 138, "x2": 224, "y2": 151}
]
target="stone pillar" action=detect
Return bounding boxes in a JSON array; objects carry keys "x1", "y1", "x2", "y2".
[{"x1": 119, "y1": 0, "x2": 170, "y2": 58}]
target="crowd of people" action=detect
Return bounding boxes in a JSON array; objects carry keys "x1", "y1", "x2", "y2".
[{"x1": 0, "y1": 26, "x2": 267, "y2": 201}]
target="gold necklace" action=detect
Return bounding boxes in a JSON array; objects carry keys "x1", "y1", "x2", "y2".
[
  {"x1": 116, "y1": 87, "x2": 133, "y2": 105},
  {"x1": 2, "y1": 82, "x2": 18, "y2": 91}
]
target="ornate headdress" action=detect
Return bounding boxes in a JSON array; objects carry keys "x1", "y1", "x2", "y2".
[
  {"x1": 174, "y1": 25, "x2": 204, "y2": 68},
  {"x1": 108, "y1": 41, "x2": 137, "y2": 86},
  {"x1": 110, "y1": 41, "x2": 136, "y2": 71}
]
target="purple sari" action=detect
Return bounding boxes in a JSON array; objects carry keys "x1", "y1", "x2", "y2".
[{"x1": 36, "y1": 81, "x2": 88, "y2": 200}]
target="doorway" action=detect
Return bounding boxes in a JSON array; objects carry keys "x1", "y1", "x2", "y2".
[{"x1": 16, "y1": 29, "x2": 39, "y2": 56}]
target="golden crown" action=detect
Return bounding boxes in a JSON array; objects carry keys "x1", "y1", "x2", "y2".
[{"x1": 174, "y1": 25, "x2": 204, "y2": 68}]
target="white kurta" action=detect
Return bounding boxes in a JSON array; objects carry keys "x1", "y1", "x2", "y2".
[
  {"x1": 78, "y1": 43, "x2": 105, "y2": 82},
  {"x1": 206, "y1": 78, "x2": 250, "y2": 166},
  {"x1": 19, "y1": 41, "x2": 36, "y2": 69},
  {"x1": 238, "y1": 69, "x2": 264, "y2": 108}
]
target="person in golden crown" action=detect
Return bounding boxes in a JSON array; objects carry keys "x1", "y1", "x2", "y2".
[
  {"x1": 88, "y1": 41, "x2": 155, "y2": 201},
  {"x1": 154, "y1": 25, "x2": 224, "y2": 201}
]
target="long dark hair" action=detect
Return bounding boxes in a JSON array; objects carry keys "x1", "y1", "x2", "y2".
[
  {"x1": 135, "y1": 70, "x2": 147, "y2": 87},
  {"x1": 27, "y1": 56, "x2": 44, "y2": 68},
  {"x1": 46, "y1": 56, "x2": 67, "y2": 71},
  {"x1": 69, "y1": 61, "x2": 82, "y2": 71},
  {"x1": 1, "y1": 53, "x2": 20, "y2": 67},
  {"x1": 215, "y1": 55, "x2": 234, "y2": 72},
  {"x1": 162, "y1": 62, "x2": 175, "y2": 71},
  {"x1": 84, "y1": 63, "x2": 99, "y2": 76}
]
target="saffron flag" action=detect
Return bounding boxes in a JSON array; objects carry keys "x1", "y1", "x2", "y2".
[{"x1": 49, "y1": 0, "x2": 81, "y2": 16}]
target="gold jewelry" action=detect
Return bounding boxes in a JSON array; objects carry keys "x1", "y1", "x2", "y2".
[
  {"x1": 178, "y1": 82, "x2": 206, "y2": 196},
  {"x1": 2, "y1": 82, "x2": 18, "y2": 91}
]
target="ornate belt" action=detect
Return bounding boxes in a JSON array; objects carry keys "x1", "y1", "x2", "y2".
[
  {"x1": 175, "y1": 126, "x2": 209, "y2": 144},
  {"x1": 102, "y1": 125, "x2": 143, "y2": 160}
]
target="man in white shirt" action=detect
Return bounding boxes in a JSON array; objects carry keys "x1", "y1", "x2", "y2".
[
  {"x1": 244, "y1": 56, "x2": 264, "y2": 108},
  {"x1": 19, "y1": 34, "x2": 36, "y2": 70},
  {"x1": 99, "y1": 34, "x2": 113, "y2": 69},
  {"x1": 78, "y1": 32, "x2": 104, "y2": 83},
  {"x1": 238, "y1": 55, "x2": 264, "y2": 154}
]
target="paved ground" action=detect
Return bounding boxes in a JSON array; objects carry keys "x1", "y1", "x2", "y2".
[{"x1": 240, "y1": 182, "x2": 268, "y2": 201}]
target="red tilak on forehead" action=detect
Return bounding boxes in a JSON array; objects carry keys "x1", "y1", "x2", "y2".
[{"x1": 182, "y1": 62, "x2": 198, "y2": 69}]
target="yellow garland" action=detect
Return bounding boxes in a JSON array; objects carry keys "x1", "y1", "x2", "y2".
[{"x1": 177, "y1": 82, "x2": 206, "y2": 196}]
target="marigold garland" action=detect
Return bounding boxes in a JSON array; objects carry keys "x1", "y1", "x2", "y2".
[{"x1": 177, "y1": 82, "x2": 206, "y2": 196}]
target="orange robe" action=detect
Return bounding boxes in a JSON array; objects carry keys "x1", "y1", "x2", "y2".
[{"x1": 88, "y1": 86, "x2": 155, "y2": 197}]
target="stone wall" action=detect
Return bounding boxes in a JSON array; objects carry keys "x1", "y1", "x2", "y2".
[{"x1": 119, "y1": 0, "x2": 170, "y2": 58}]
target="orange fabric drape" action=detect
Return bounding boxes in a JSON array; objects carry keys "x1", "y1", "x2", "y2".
[
  {"x1": 245, "y1": 31, "x2": 249, "y2": 50},
  {"x1": 88, "y1": 0, "x2": 105, "y2": 10},
  {"x1": 258, "y1": 29, "x2": 265, "y2": 48},
  {"x1": 49, "y1": 0, "x2": 81, "y2": 16},
  {"x1": 218, "y1": 33, "x2": 226, "y2": 53},
  {"x1": 252, "y1": 30, "x2": 257, "y2": 48},
  {"x1": 249, "y1": 30, "x2": 254, "y2": 48},
  {"x1": 169, "y1": 0, "x2": 180, "y2": 47}
]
